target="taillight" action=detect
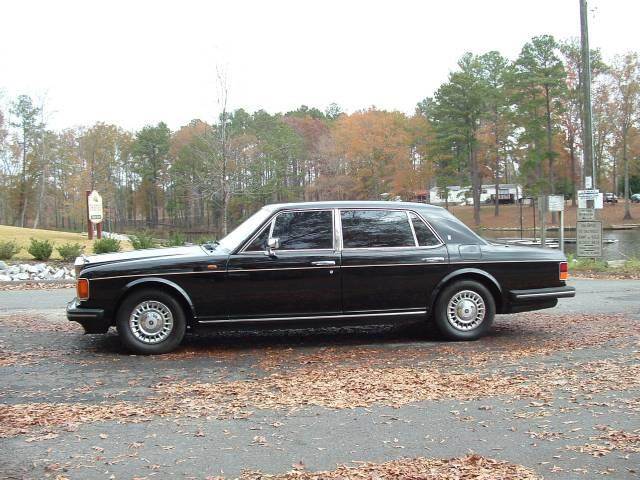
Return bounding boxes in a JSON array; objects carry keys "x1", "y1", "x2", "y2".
[
  {"x1": 77, "y1": 278, "x2": 90, "y2": 300},
  {"x1": 559, "y1": 262, "x2": 568, "y2": 281}
]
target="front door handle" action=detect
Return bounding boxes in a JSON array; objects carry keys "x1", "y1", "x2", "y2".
[
  {"x1": 422, "y1": 257, "x2": 445, "y2": 263},
  {"x1": 311, "y1": 260, "x2": 336, "y2": 266}
]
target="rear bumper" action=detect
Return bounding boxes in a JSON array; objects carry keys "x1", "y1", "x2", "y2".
[
  {"x1": 510, "y1": 286, "x2": 576, "y2": 301},
  {"x1": 67, "y1": 298, "x2": 109, "y2": 334},
  {"x1": 505, "y1": 285, "x2": 575, "y2": 314}
]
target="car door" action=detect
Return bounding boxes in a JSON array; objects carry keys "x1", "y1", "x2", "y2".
[
  {"x1": 226, "y1": 209, "x2": 341, "y2": 319},
  {"x1": 339, "y1": 209, "x2": 449, "y2": 314}
]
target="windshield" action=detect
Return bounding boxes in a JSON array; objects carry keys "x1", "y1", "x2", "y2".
[{"x1": 217, "y1": 206, "x2": 274, "y2": 251}]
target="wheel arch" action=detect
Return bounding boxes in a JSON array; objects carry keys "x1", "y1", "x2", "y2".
[
  {"x1": 114, "y1": 278, "x2": 196, "y2": 325},
  {"x1": 429, "y1": 268, "x2": 504, "y2": 314}
]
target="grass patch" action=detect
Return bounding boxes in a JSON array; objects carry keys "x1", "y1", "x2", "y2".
[
  {"x1": 0, "y1": 225, "x2": 131, "y2": 261},
  {"x1": 568, "y1": 253, "x2": 640, "y2": 276}
]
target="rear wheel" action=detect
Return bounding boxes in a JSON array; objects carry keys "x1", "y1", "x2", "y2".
[
  {"x1": 116, "y1": 289, "x2": 186, "y2": 354},
  {"x1": 433, "y1": 280, "x2": 495, "y2": 340}
]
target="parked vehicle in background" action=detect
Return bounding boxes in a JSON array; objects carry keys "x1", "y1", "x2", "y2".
[
  {"x1": 631, "y1": 193, "x2": 640, "y2": 203},
  {"x1": 68, "y1": 201, "x2": 575, "y2": 354},
  {"x1": 604, "y1": 193, "x2": 618, "y2": 203}
]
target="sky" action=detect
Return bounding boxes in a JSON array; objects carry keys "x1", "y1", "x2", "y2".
[{"x1": 1, "y1": 0, "x2": 639, "y2": 131}]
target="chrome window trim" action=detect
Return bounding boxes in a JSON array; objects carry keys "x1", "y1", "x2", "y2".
[
  {"x1": 338, "y1": 207, "x2": 445, "y2": 251},
  {"x1": 406, "y1": 210, "x2": 419, "y2": 247},
  {"x1": 237, "y1": 208, "x2": 336, "y2": 255}
]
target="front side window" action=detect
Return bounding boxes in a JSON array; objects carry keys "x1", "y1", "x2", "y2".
[
  {"x1": 271, "y1": 210, "x2": 333, "y2": 250},
  {"x1": 341, "y1": 210, "x2": 416, "y2": 248},
  {"x1": 244, "y1": 224, "x2": 270, "y2": 252}
]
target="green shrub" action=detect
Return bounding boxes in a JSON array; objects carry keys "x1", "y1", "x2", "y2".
[
  {"x1": 165, "y1": 232, "x2": 185, "y2": 247},
  {"x1": 56, "y1": 242, "x2": 84, "y2": 262},
  {"x1": 93, "y1": 237, "x2": 121, "y2": 254},
  {"x1": 129, "y1": 231, "x2": 156, "y2": 250},
  {"x1": 196, "y1": 236, "x2": 216, "y2": 245},
  {"x1": 27, "y1": 238, "x2": 54, "y2": 261},
  {"x1": 0, "y1": 240, "x2": 21, "y2": 260}
]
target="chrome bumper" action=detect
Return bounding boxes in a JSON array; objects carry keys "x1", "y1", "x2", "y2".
[{"x1": 510, "y1": 286, "x2": 576, "y2": 301}]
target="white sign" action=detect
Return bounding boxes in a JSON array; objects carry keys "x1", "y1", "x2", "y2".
[
  {"x1": 585, "y1": 176, "x2": 593, "y2": 189},
  {"x1": 548, "y1": 195, "x2": 564, "y2": 212},
  {"x1": 88, "y1": 190, "x2": 103, "y2": 224},
  {"x1": 577, "y1": 190, "x2": 603, "y2": 209},
  {"x1": 577, "y1": 220, "x2": 602, "y2": 257},
  {"x1": 577, "y1": 208, "x2": 595, "y2": 221}
]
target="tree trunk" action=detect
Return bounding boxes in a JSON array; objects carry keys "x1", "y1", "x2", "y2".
[
  {"x1": 470, "y1": 145, "x2": 481, "y2": 225},
  {"x1": 494, "y1": 113, "x2": 500, "y2": 217},
  {"x1": 19, "y1": 131, "x2": 28, "y2": 227},
  {"x1": 569, "y1": 135, "x2": 577, "y2": 207},
  {"x1": 544, "y1": 86, "x2": 557, "y2": 224},
  {"x1": 33, "y1": 130, "x2": 47, "y2": 229},
  {"x1": 623, "y1": 135, "x2": 632, "y2": 220}
]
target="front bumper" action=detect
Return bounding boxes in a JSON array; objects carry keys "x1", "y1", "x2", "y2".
[
  {"x1": 505, "y1": 285, "x2": 576, "y2": 313},
  {"x1": 67, "y1": 298, "x2": 109, "y2": 334}
]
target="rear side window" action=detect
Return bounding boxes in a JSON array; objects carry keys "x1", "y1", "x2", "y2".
[
  {"x1": 409, "y1": 212, "x2": 440, "y2": 246},
  {"x1": 272, "y1": 210, "x2": 333, "y2": 250},
  {"x1": 341, "y1": 210, "x2": 416, "y2": 248}
]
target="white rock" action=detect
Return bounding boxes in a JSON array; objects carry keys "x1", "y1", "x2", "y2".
[
  {"x1": 19, "y1": 264, "x2": 28, "y2": 273},
  {"x1": 0, "y1": 274, "x2": 11, "y2": 281},
  {"x1": 8, "y1": 266, "x2": 20, "y2": 275},
  {"x1": 53, "y1": 269, "x2": 66, "y2": 279},
  {"x1": 36, "y1": 263, "x2": 47, "y2": 272},
  {"x1": 0, "y1": 261, "x2": 8, "y2": 270},
  {"x1": 14, "y1": 272, "x2": 29, "y2": 280}
]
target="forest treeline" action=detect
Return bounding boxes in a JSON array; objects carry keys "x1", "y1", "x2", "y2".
[{"x1": 1, "y1": 35, "x2": 639, "y2": 236}]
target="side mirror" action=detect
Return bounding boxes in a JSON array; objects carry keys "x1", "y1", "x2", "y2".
[{"x1": 265, "y1": 237, "x2": 280, "y2": 257}]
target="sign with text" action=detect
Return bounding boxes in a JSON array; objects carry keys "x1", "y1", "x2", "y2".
[
  {"x1": 577, "y1": 208, "x2": 596, "y2": 221},
  {"x1": 576, "y1": 220, "x2": 602, "y2": 258},
  {"x1": 547, "y1": 195, "x2": 565, "y2": 212},
  {"x1": 577, "y1": 189, "x2": 603, "y2": 209},
  {"x1": 88, "y1": 190, "x2": 103, "y2": 224}
]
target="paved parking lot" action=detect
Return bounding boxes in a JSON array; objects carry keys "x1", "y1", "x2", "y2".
[{"x1": 1, "y1": 279, "x2": 639, "y2": 479}]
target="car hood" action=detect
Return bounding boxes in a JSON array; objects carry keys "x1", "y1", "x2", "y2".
[{"x1": 76, "y1": 245, "x2": 207, "y2": 270}]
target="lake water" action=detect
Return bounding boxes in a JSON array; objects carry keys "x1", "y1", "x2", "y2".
[{"x1": 482, "y1": 229, "x2": 640, "y2": 261}]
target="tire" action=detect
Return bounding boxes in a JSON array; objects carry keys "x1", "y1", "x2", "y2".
[
  {"x1": 433, "y1": 280, "x2": 495, "y2": 341},
  {"x1": 116, "y1": 289, "x2": 186, "y2": 354}
]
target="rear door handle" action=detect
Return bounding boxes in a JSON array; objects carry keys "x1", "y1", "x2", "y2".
[
  {"x1": 422, "y1": 257, "x2": 445, "y2": 263},
  {"x1": 311, "y1": 260, "x2": 336, "y2": 266}
]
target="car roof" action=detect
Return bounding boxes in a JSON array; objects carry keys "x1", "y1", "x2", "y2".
[{"x1": 265, "y1": 200, "x2": 446, "y2": 212}]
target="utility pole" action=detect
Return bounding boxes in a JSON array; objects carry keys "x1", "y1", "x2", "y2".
[{"x1": 580, "y1": 0, "x2": 596, "y2": 190}]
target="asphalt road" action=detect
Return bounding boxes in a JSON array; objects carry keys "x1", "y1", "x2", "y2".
[{"x1": 1, "y1": 279, "x2": 639, "y2": 479}]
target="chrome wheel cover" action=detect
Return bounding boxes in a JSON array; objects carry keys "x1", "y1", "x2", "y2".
[
  {"x1": 446, "y1": 290, "x2": 486, "y2": 331},
  {"x1": 129, "y1": 300, "x2": 174, "y2": 344}
]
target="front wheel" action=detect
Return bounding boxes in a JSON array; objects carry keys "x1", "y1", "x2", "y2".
[
  {"x1": 433, "y1": 280, "x2": 495, "y2": 341},
  {"x1": 116, "y1": 289, "x2": 186, "y2": 354}
]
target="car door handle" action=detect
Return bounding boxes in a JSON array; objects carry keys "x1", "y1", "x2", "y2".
[
  {"x1": 422, "y1": 257, "x2": 445, "y2": 263},
  {"x1": 311, "y1": 261, "x2": 336, "y2": 266}
]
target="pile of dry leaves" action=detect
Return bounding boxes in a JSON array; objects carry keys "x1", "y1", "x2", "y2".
[{"x1": 234, "y1": 454, "x2": 541, "y2": 480}]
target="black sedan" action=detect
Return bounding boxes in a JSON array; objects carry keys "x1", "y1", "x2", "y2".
[{"x1": 68, "y1": 201, "x2": 575, "y2": 354}]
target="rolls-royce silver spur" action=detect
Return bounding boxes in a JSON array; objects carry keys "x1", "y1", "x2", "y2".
[{"x1": 68, "y1": 201, "x2": 575, "y2": 354}]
